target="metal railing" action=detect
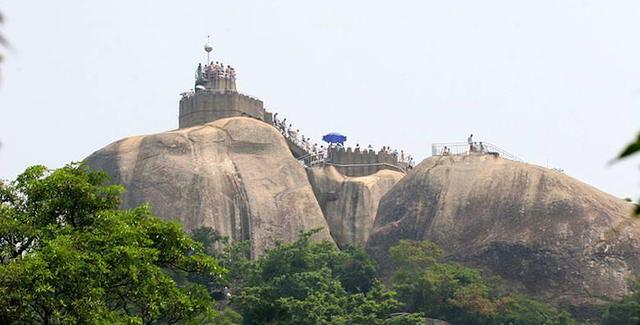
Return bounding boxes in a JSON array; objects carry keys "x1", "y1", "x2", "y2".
[
  {"x1": 294, "y1": 149, "x2": 411, "y2": 173},
  {"x1": 324, "y1": 161, "x2": 408, "y2": 173},
  {"x1": 431, "y1": 142, "x2": 522, "y2": 162},
  {"x1": 272, "y1": 115, "x2": 414, "y2": 171}
]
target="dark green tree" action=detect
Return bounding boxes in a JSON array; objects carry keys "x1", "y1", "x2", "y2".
[
  {"x1": 231, "y1": 230, "x2": 423, "y2": 325},
  {"x1": 211, "y1": 308, "x2": 243, "y2": 325},
  {"x1": 601, "y1": 276, "x2": 640, "y2": 325},
  {"x1": 389, "y1": 240, "x2": 575, "y2": 325},
  {"x1": 0, "y1": 163, "x2": 225, "y2": 324},
  {"x1": 190, "y1": 226, "x2": 225, "y2": 255}
]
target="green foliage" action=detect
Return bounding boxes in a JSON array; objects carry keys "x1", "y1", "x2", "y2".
[
  {"x1": 490, "y1": 295, "x2": 576, "y2": 325},
  {"x1": 0, "y1": 163, "x2": 585, "y2": 324},
  {"x1": 619, "y1": 132, "x2": 640, "y2": 160},
  {"x1": 618, "y1": 132, "x2": 640, "y2": 215},
  {"x1": 390, "y1": 240, "x2": 575, "y2": 325},
  {"x1": 211, "y1": 308, "x2": 243, "y2": 325},
  {"x1": 0, "y1": 163, "x2": 225, "y2": 324},
  {"x1": 189, "y1": 226, "x2": 254, "y2": 299},
  {"x1": 231, "y1": 230, "x2": 423, "y2": 325},
  {"x1": 602, "y1": 276, "x2": 640, "y2": 325},
  {"x1": 328, "y1": 246, "x2": 378, "y2": 294},
  {"x1": 390, "y1": 239, "x2": 443, "y2": 271},
  {"x1": 190, "y1": 226, "x2": 225, "y2": 255}
]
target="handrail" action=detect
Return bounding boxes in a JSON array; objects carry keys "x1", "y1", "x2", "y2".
[
  {"x1": 324, "y1": 162, "x2": 407, "y2": 173},
  {"x1": 274, "y1": 114, "x2": 414, "y2": 172},
  {"x1": 431, "y1": 142, "x2": 523, "y2": 162},
  {"x1": 296, "y1": 151, "x2": 326, "y2": 161}
]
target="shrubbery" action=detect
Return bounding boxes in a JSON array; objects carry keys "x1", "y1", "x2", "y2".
[{"x1": 0, "y1": 164, "x2": 224, "y2": 324}]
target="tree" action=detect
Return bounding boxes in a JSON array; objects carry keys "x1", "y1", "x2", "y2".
[
  {"x1": 230, "y1": 230, "x2": 423, "y2": 325},
  {"x1": 389, "y1": 240, "x2": 575, "y2": 325},
  {"x1": 0, "y1": 163, "x2": 225, "y2": 324},
  {"x1": 602, "y1": 276, "x2": 640, "y2": 325},
  {"x1": 211, "y1": 308, "x2": 243, "y2": 325},
  {"x1": 189, "y1": 226, "x2": 254, "y2": 300}
]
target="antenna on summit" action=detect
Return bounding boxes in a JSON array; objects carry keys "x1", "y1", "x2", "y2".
[{"x1": 204, "y1": 35, "x2": 213, "y2": 63}]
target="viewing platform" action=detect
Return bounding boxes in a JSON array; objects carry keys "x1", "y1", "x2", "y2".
[
  {"x1": 178, "y1": 40, "x2": 413, "y2": 177},
  {"x1": 178, "y1": 41, "x2": 270, "y2": 129},
  {"x1": 271, "y1": 114, "x2": 414, "y2": 177},
  {"x1": 431, "y1": 142, "x2": 522, "y2": 161},
  {"x1": 323, "y1": 146, "x2": 411, "y2": 177}
]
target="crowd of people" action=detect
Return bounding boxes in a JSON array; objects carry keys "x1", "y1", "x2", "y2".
[
  {"x1": 196, "y1": 61, "x2": 236, "y2": 81},
  {"x1": 439, "y1": 134, "x2": 487, "y2": 156},
  {"x1": 272, "y1": 113, "x2": 414, "y2": 168},
  {"x1": 467, "y1": 134, "x2": 486, "y2": 153},
  {"x1": 273, "y1": 113, "x2": 324, "y2": 161}
]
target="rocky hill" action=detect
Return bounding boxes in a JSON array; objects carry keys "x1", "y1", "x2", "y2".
[
  {"x1": 85, "y1": 114, "x2": 640, "y2": 317},
  {"x1": 85, "y1": 117, "x2": 333, "y2": 256},
  {"x1": 366, "y1": 154, "x2": 640, "y2": 314},
  {"x1": 307, "y1": 166, "x2": 404, "y2": 248}
]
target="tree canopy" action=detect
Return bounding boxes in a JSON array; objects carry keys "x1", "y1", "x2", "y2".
[
  {"x1": 390, "y1": 240, "x2": 576, "y2": 325},
  {"x1": 221, "y1": 230, "x2": 423, "y2": 325},
  {"x1": 0, "y1": 163, "x2": 225, "y2": 324},
  {"x1": 0, "y1": 164, "x2": 580, "y2": 324}
]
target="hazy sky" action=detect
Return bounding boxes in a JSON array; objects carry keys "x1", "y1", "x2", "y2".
[{"x1": 1, "y1": 1, "x2": 639, "y2": 198}]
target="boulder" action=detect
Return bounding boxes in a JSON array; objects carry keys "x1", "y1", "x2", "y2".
[
  {"x1": 307, "y1": 166, "x2": 404, "y2": 248},
  {"x1": 86, "y1": 117, "x2": 333, "y2": 256},
  {"x1": 366, "y1": 154, "x2": 640, "y2": 313}
]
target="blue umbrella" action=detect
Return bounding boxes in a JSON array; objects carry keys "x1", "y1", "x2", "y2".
[{"x1": 322, "y1": 133, "x2": 347, "y2": 145}]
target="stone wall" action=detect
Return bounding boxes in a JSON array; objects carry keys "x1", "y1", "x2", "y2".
[
  {"x1": 327, "y1": 147, "x2": 404, "y2": 177},
  {"x1": 179, "y1": 91, "x2": 265, "y2": 128}
]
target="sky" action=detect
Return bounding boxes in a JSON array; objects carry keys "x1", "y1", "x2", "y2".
[{"x1": 0, "y1": 1, "x2": 639, "y2": 198}]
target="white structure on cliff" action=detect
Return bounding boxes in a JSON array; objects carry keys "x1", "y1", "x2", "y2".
[
  {"x1": 177, "y1": 40, "x2": 412, "y2": 177},
  {"x1": 178, "y1": 40, "x2": 271, "y2": 129}
]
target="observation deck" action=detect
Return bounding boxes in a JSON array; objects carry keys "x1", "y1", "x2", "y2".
[
  {"x1": 178, "y1": 56, "x2": 269, "y2": 128},
  {"x1": 431, "y1": 142, "x2": 522, "y2": 161}
]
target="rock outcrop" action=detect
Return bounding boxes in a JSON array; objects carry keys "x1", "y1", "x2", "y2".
[
  {"x1": 307, "y1": 166, "x2": 404, "y2": 248},
  {"x1": 86, "y1": 117, "x2": 333, "y2": 256},
  {"x1": 366, "y1": 154, "x2": 640, "y2": 313}
]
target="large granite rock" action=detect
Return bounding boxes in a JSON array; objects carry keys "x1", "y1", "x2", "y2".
[
  {"x1": 366, "y1": 154, "x2": 640, "y2": 313},
  {"x1": 86, "y1": 117, "x2": 333, "y2": 256},
  {"x1": 307, "y1": 166, "x2": 404, "y2": 248}
]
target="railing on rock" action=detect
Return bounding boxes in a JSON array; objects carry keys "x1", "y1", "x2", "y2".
[
  {"x1": 431, "y1": 142, "x2": 522, "y2": 162},
  {"x1": 272, "y1": 114, "x2": 413, "y2": 175},
  {"x1": 293, "y1": 148, "x2": 412, "y2": 176},
  {"x1": 324, "y1": 161, "x2": 408, "y2": 174}
]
